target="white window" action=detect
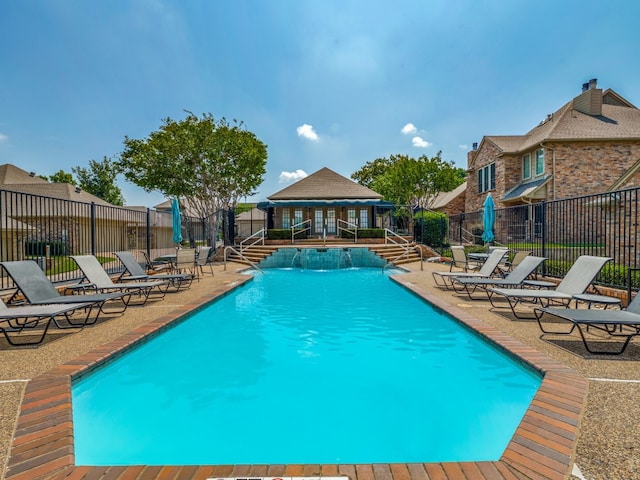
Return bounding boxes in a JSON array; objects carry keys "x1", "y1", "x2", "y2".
[
  {"x1": 347, "y1": 208, "x2": 356, "y2": 225},
  {"x1": 522, "y1": 154, "x2": 531, "y2": 179},
  {"x1": 535, "y1": 149, "x2": 544, "y2": 176},
  {"x1": 314, "y1": 209, "x2": 324, "y2": 233},
  {"x1": 293, "y1": 208, "x2": 303, "y2": 226},
  {"x1": 327, "y1": 208, "x2": 336, "y2": 233},
  {"x1": 359, "y1": 209, "x2": 369, "y2": 228},
  {"x1": 477, "y1": 163, "x2": 495, "y2": 193},
  {"x1": 282, "y1": 209, "x2": 290, "y2": 229}
]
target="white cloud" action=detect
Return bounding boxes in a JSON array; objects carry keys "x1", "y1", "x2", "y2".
[
  {"x1": 412, "y1": 136, "x2": 431, "y2": 148},
  {"x1": 401, "y1": 123, "x2": 417, "y2": 135},
  {"x1": 0, "y1": 133, "x2": 8, "y2": 142},
  {"x1": 279, "y1": 169, "x2": 308, "y2": 183},
  {"x1": 296, "y1": 124, "x2": 319, "y2": 141},
  {"x1": 458, "y1": 144, "x2": 468, "y2": 150}
]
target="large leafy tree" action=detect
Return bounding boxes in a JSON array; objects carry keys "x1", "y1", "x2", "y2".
[
  {"x1": 353, "y1": 152, "x2": 463, "y2": 210},
  {"x1": 47, "y1": 170, "x2": 77, "y2": 185},
  {"x1": 73, "y1": 157, "x2": 125, "y2": 206},
  {"x1": 118, "y1": 112, "x2": 268, "y2": 246},
  {"x1": 352, "y1": 153, "x2": 464, "y2": 229}
]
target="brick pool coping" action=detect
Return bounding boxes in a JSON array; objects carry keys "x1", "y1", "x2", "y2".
[{"x1": 5, "y1": 275, "x2": 586, "y2": 480}]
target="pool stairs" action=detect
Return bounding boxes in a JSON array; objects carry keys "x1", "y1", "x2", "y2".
[{"x1": 225, "y1": 243, "x2": 423, "y2": 268}]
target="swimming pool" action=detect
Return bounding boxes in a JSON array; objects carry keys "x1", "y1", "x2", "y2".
[{"x1": 72, "y1": 268, "x2": 541, "y2": 466}]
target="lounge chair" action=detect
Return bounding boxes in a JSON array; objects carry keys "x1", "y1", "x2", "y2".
[
  {"x1": 139, "y1": 250, "x2": 173, "y2": 274},
  {"x1": 432, "y1": 247, "x2": 508, "y2": 289},
  {"x1": 487, "y1": 255, "x2": 613, "y2": 319},
  {"x1": 173, "y1": 248, "x2": 198, "y2": 279},
  {"x1": 113, "y1": 251, "x2": 194, "y2": 290},
  {"x1": 0, "y1": 260, "x2": 130, "y2": 323},
  {"x1": 195, "y1": 246, "x2": 215, "y2": 276},
  {"x1": 70, "y1": 255, "x2": 170, "y2": 304},
  {"x1": 534, "y1": 293, "x2": 640, "y2": 355},
  {"x1": 451, "y1": 255, "x2": 546, "y2": 299},
  {"x1": 497, "y1": 250, "x2": 534, "y2": 277},
  {"x1": 0, "y1": 298, "x2": 94, "y2": 346},
  {"x1": 442, "y1": 245, "x2": 480, "y2": 274}
]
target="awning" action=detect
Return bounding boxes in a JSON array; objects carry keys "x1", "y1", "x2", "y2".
[
  {"x1": 257, "y1": 199, "x2": 395, "y2": 210},
  {"x1": 501, "y1": 175, "x2": 552, "y2": 203}
]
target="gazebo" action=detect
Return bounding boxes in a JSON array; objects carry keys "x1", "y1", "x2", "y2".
[{"x1": 257, "y1": 167, "x2": 394, "y2": 238}]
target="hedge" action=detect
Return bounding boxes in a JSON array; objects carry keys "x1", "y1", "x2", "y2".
[
  {"x1": 341, "y1": 228, "x2": 384, "y2": 239},
  {"x1": 414, "y1": 211, "x2": 449, "y2": 247},
  {"x1": 24, "y1": 240, "x2": 67, "y2": 256}
]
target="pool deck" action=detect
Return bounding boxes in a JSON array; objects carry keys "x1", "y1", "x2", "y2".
[{"x1": 1, "y1": 260, "x2": 639, "y2": 479}]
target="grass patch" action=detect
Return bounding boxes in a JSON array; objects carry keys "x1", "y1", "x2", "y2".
[{"x1": 25, "y1": 255, "x2": 114, "y2": 276}]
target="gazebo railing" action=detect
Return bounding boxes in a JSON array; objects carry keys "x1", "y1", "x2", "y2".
[{"x1": 291, "y1": 219, "x2": 311, "y2": 243}]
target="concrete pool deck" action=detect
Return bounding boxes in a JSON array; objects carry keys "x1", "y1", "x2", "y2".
[{"x1": 0, "y1": 260, "x2": 639, "y2": 479}]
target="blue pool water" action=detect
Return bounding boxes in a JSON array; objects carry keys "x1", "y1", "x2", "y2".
[{"x1": 72, "y1": 268, "x2": 541, "y2": 466}]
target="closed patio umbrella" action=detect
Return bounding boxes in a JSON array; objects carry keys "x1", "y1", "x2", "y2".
[
  {"x1": 481, "y1": 193, "x2": 495, "y2": 244},
  {"x1": 172, "y1": 197, "x2": 183, "y2": 245}
]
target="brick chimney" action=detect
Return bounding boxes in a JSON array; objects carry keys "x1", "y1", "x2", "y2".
[{"x1": 573, "y1": 78, "x2": 602, "y2": 116}]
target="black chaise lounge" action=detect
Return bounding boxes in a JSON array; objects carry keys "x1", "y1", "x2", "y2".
[
  {"x1": 487, "y1": 255, "x2": 613, "y2": 319},
  {"x1": 0, "y1": 260, "x2": 131, "y2": 324},
  {"x1": 0, "y1": 298, "x2": 93, "y2": 346},
  {"x1": 70, "y1": 255, "x2": 170, "y2": 304},
  {"x1": 451, "y1": 255, "x2": 546, "y2": 299},
  {"x1": 534, "y1": 292, "x2": 640, "y2": 355},
  {"x1": 113, "y1": 251, "x2": 194, "y2": 290}
]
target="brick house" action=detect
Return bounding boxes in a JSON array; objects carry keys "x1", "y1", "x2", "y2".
[
  {"x1": 431, "y1": 181, "x2": 467, "y2": 215},
  {"x1": 466, "y1": 79, "x2": 640, "y2": 213}
]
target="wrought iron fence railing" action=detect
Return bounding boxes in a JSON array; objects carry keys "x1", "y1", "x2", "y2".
[
  {"x1": 445, "y1": 187, "x2": 640, "y2": 292},
  {"x1": 0, "y1": 189, "x2": 215, "y2": 290}
]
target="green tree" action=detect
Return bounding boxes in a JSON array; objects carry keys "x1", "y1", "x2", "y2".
[
  {"x1": 47, "y1": 170, "x2": 77, "y2": 185},
  {"x1": 72, "y1": 157, "x2": 125, "y2": 205},
  {"x1": 352, "y1": 153, "x2": 463, "y2": 231},
  {"x1": 118, "y1": 112, "x2": 268, "y2": 245},
  {"x1": 350, "y1": 157, "x2": 393, "y2": 188},
  {"x1": 354, "y1": 152, "x2": 463, "y2": 210}
]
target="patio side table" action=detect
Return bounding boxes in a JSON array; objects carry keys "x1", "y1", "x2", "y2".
[{"x1": 572, "y1": 293, "x2": 622, "y2": 310}]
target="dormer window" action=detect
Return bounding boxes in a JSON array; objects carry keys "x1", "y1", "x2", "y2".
[
  {"x1": 522, "y1": 154, "x2": 531, "y2": 179},
  {"x1": 535, "y1": 149, "x2": 545, "y2": 176}
]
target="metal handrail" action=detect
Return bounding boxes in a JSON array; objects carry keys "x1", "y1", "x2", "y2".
[
  {"x1": 337, "y1": 219, "x2": 358, "y2": 242},
  {"x1": 291, "y1": 219, "x2": 312, "y2": 243},
  {"x1": 240, "y1": 228, "x2": 265, "y2": 253},
  {"x1": 382, "y1": 228, "x2": 423, "y2": 271},
  {"x1": 384, "y1": 228, "x2": 410, "y2": 246},
  {"x1": 382, "y1": 243, "x2": 423, "y2": 271},
  {"x1": 224, "y1": 246, "x2": 263, "y2": 273}
]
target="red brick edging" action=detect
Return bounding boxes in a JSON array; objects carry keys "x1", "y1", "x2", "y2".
[{"x1": 5, "y1": 275, "x2": 586, "y2": 480}]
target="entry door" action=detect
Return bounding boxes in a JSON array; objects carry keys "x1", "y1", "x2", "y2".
[
  {"x1": 326, "y1": 208, "x2": 336, "y2": 234},
  {"x1": 314, "y1": 209, "x2": 324, "y2": 234}
]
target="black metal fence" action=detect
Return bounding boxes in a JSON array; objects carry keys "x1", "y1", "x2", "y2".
[
  {"x1": 0, "y1": 189, "x2": 222, "y2": 289},
  {"x1": 3, "y1": 184, "x2": 640, "y2": 293},
  {"x1": 446, "y1": 186, "x2": 640, "y2": 292}
]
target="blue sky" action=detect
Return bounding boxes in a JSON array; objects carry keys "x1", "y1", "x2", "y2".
[{"x1": 2, "y1": 0, "x2": 640, "y2": 207}]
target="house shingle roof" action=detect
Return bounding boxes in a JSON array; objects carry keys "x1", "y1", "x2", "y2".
[
  {"x1": 431, "y1": 182, "x2": 466, "y2": 210},
  {"x1": 488, "y1": 89, "x2": 640, "y2": 154},
  {"x1": 0, "y1": 164, "x2": 113, "y2": 205},
  {"x1": 268, "y1": 167, "x2": 383, "y2": 200}
]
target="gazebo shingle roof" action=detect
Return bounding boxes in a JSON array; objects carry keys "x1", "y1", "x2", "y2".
[{"x1": 268, "y1": 167, "x2": 382, "y2": 200}]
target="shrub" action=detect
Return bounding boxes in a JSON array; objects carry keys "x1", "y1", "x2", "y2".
[
  {"x1": 542, "y1": 260, "x2": 640, "y2": 289},
  {"x1": 267, "y1": 229, "x2": 310, "y2": 240},
  {"x1": 414, "y1": 211, "x2": 448, "y2": 247}
]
